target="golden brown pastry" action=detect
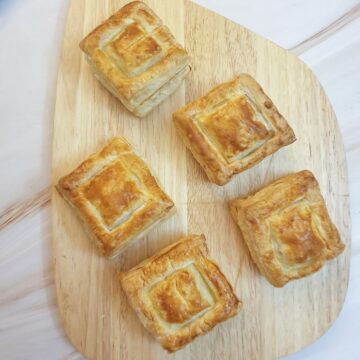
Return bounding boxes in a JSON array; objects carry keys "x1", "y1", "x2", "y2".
[
  {"x1": 120, "y1": 234, "x2": 242, "y2": 352},
  {"x1": 230, "y1": 170, "x2": 345, "y2": 287},
  {"x1": 79, "y1": 1, "x2": 190, "y2": 117},
  {"x1": 173, "y1": 74, "x2": 296, "y2": 185},
  {"x1": 56, "y1": 137, "x2": 175, "y2": 258}
]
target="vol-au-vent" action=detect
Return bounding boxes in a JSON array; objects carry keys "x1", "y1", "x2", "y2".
[
  {"x1": 230, "y1": 170, "x2": 345, "y2": 287},
  {"x1": 173, "y1": 74, "x2": 296, "y2": 185},
  {"x1": 120, "y1": 234, "x2": 242, "y2": 352},
  {"x1": 56, "y1": 137, "x2": 175, "y2": 258},
  {"x1": 79, "y1": 1, "x2": 190, "y2": 117}
]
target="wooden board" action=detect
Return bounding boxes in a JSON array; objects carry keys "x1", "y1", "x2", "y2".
[{"x1": 52, "y1": 1, "x2": 351, "y2": 359}]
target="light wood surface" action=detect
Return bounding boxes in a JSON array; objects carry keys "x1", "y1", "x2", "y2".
[{"x1": 51, "y1": 1, "x2": 350, "y2": 359}]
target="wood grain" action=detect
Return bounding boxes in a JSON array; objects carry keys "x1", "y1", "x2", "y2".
[{"x1": 52, "y1": 1, "x2": 351, "y2": 359}]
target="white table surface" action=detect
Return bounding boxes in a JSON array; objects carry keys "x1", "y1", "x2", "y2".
[{"x1": 0, "y1": 0, "x2": 359, "y2": 359}]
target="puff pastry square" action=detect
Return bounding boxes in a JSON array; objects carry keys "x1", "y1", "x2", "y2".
[
  {"x1": 56, "y1": 137, "x2": 175, "y2": 258},
  {"x1": 230, "y1": 170, "x2": 345, "y2": 287},
  {"x1": 173, "y1": 74, "x2": 296, "y2": 185},
  {"x1": 79, "y1": 1, "x2": 190, "y2": 117},
  {"x1": 120, "y1": 234, "x2": 241, "y2": 352}
]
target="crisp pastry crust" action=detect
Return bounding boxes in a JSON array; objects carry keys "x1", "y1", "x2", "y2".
[
  {"x1": 56, "y1": 137, "x2": 175, "y2": 258},
  {"x1": 173, "y1": 74, "x2": 296, "y2": 185},
  {"x1": 120, "y1": 234, "x2": 242, "y2": 352},
  {"x1": 80, "y1": 1, "x2": 190, "y2": 117},
  {"x1": 230, "y1": 170, "x2": 345, "y2": 287}
]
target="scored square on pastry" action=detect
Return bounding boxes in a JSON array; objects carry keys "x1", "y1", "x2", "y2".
[
  {"x1": 230, "y1": 170, "x2": 345, "y2": 287},
  {"x1": 56, "y1": 137, "x2": 175, "y2": 258},
  {"x1": 79, "y1": 1, "x2": 190, "y2": 117},
  {"x1": 120, "y1": 234, "x2": 241, "y2": 352},
  {"x1": 173, "y1": 74, "x2": 296, "y2": 185}
]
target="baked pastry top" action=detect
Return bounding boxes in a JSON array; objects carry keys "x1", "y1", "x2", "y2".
[
  {"x1": 56, "y1": 137, "x2": 175, "y2": 258},
  {"x1": 173, "y1": 74, "x2": 296, "y2": 185},
  {"x1": 230, "y1": 170, "x2": 345, "y2": 287},
  {"x1": 120, "y1": 234, "x2": 241, "y2": 352},
  {"x1": 80, "y1": 1, "x2": 190, "y2": 117}
]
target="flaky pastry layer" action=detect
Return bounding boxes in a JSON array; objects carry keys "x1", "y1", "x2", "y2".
[
  {"x1": 56, "y1": 137, "x2": 175, "y2": 258},
  {"x1": 120, "y1": 234, "x2": 241, "y2": 352},
  {"x1": 230, "y1": 170, "x2": 345, "y2": 287},
  {"x1": 80, "y1": 1, "x2": 190, "y2": 117},
  {"x1": 173, "y1": 74, "x2": 296, "y2": 185}
]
